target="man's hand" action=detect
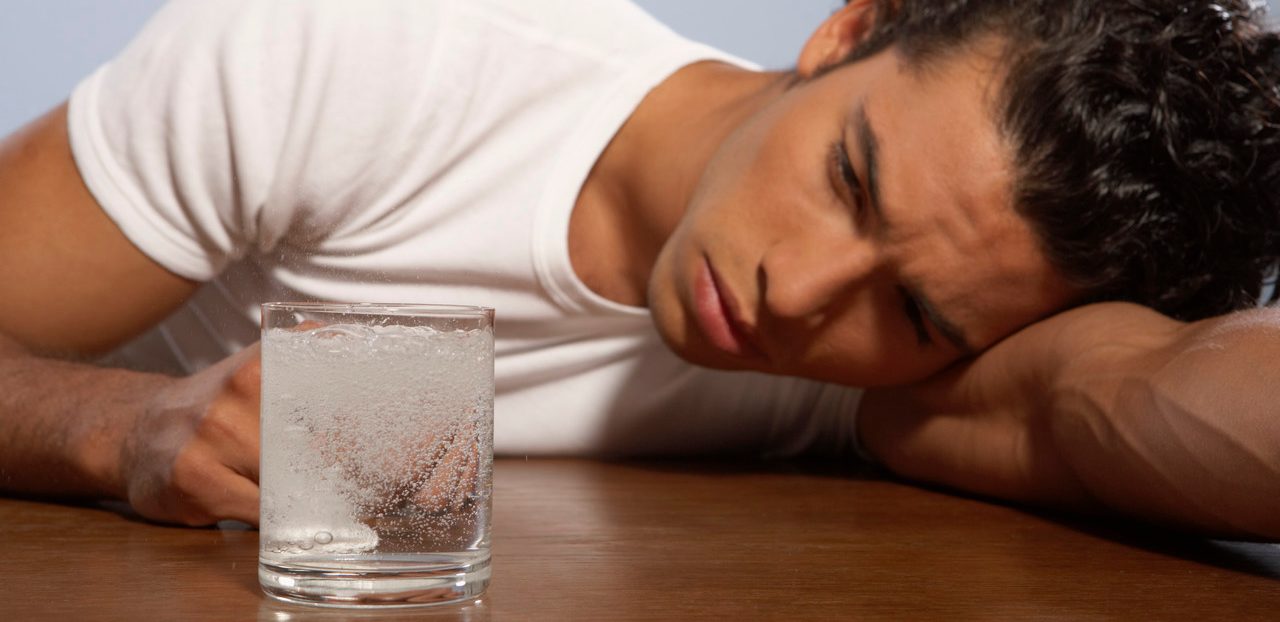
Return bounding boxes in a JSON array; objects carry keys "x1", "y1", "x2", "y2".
[
  {"x1": 0, "y1": 337, "x2": 264, "y2": 528},
  {"x1": 119, "y1": 345, "x2": 262, "y2": 526},
  {"x1": 859, "y1": 302, "x2": 1280, "y2": 540},
  {"x1": 0, "y1": 100, "x2": 269, "y2": 526}
]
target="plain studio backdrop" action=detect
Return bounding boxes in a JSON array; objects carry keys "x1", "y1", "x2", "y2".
[
  {"x1": 0, "y1": 0, "x2": 847, "y2": 136},
  {"x1": 5, "y1": 0, "x2": 1279, "y2": 135}
]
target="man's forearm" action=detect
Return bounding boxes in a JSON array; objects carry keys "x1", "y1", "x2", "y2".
[
  {"x1": 0, "y1": 332, "x2": 167, "y2": 499},
  {"x1": 861, "y1": 303, "x2": 1280, "y2": 540},
  {"x1": 1050, "y1": 307, "x2": 1280, "y2": 539}
]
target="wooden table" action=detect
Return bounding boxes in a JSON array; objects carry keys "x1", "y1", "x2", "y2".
[{"x1": 3, "y1": 459, "x2": 1278, "y2": 620}]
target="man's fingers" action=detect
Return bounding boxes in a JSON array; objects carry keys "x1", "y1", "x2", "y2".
[
  {"x1": 200, "y1": 396, "x2": 262, "y2": 482},
  {"x1": 139, "y1": 450, "x2": 260, "y2": 527},
  {"x1": 217, "y1": 437, "x2": 261, "y2": 485},
  {"x1": 200, "y1": 348, "x2": 263, "y2": 482},
  {"x1": 227, "y1": 346, "x2": 261, "y2": 401},
  {"x1": 206, "y1": 465, "x2": 261, "y2": 526}
]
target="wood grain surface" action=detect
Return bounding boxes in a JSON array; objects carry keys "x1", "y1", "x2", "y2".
[{"x1": 2, "y1": 458, "x2": 1278, "y2": 620}]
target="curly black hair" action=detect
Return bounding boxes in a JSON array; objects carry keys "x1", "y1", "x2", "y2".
[{"x1": 841, "y1": 0, "x2": 1280, "y2": 320}]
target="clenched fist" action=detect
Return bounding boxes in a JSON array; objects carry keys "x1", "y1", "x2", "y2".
[{"x1": 120, "y1": 344, "x2": 263, "y2": 526}]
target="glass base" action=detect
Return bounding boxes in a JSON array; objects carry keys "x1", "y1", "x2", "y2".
[{"x1": 259, "y1": 555, "x2": 490, "y2": 608}]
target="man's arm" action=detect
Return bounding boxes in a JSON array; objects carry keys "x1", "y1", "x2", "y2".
[
  {"x1": 0, "y1": 104, "x2": 197, "y2": 354},
  {"x1": 0, "y1": 105, "x2": 259, "y2": 525},
  {"x1": 859, "y1": 302, "x2": 1280, "y2": 540}
]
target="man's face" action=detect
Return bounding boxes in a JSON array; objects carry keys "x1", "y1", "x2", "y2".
[{"x1": 647, "y1": 45, "x2": 1076, "y2": 387}]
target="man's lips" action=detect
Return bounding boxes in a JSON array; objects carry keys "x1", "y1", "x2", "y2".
[{"x1": 693, "y1": 258, "x2": 759, "y2": 358}]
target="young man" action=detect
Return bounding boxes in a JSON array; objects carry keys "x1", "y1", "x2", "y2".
[{"x1": 1, "y1": 0, "x2": 1278, "y2": 538}]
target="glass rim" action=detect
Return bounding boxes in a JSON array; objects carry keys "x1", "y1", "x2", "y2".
[{"x1": 261, "y1": 301, "x2": 494, "y2": 318}]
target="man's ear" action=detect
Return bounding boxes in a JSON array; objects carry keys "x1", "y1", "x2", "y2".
[{"x1": 796, "y1": 0, "x2": 881, "y2": 79}]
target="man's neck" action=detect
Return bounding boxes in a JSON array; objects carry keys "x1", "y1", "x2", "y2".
[{"x1": 569, "y1": 61, "x2": 786, "y2": 307}]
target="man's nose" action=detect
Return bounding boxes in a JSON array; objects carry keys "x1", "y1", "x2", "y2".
[{"x1": 758, "y1": 237, "x2": 879, "y2": 322}]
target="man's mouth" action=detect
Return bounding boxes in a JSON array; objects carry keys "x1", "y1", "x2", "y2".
[{"x1": 693, "y1": 257, "x2": 760, "y2": 358}]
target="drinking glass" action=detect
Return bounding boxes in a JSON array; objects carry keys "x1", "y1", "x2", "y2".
[{"x1": 257, "y1": 302, "x2": 494, "y2": 607}]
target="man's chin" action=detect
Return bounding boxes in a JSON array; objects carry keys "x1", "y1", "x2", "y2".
[
  {"x1": 648, "y1": 313, "x2": 752, "y2": 371},
  {"x1": 666, "y1": 333, "x2": 773, "y2": 374}
]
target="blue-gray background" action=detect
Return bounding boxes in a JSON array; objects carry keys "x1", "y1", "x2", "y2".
[
  {"x1": 0, "y1": 0, "x2": 842, "y2": 135},
  {"x1": 2, "y1": 0, "x2": 1277, "y2": 135}
]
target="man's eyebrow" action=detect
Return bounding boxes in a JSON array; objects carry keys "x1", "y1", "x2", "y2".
[
  {"x1": 855, "y1": 104, "x2": 883, "y2": 230},
  {"x1": 855, "y1": 104, "x2": 974, "y2": 355}
]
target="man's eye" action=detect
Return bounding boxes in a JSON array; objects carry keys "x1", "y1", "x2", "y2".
[
  {"x1": 829, "y1": 139, "x2": 862, "y2": 216},
  {"x1": 901, "y1": 290, "x2": 934, "y2": 347}
]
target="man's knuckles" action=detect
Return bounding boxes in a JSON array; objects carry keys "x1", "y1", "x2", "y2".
[
  {"x1": 169, "y1": 449, "x2": 221, "y2": 495},
  {"x1": 198, "y1": 396, "x2": 255, "y2": 445},
  {"x1": 226, "y1": 357, "x2": 262, "y2": 399}
]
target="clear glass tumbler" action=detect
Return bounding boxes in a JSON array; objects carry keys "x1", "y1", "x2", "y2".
[{"x1": 257, "y1": 302, "x2": 494, "y2": 607}]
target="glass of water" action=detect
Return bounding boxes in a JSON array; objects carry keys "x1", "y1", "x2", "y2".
[{"x1": 257, "y1": 302, "x2": 494, "y2": 607}]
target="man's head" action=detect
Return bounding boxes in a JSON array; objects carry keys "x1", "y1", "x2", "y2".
[
  {"x1": 646, "y1": 0, "x2": 1280, "y2": 387},
  {"x1": 845, "y1": 0, "x2": 1280, "y2": 320}
]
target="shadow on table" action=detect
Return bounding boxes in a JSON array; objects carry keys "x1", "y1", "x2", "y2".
[
  {"x1": 1031, "y1": 508, "x2": 1280, "y2": 579},
  {"x1": 895, "y1": 473, "x2": 1280, "y2": 582},
  {"x1": 612, "y1": 457, "x2": 1280, "y2": 582}
]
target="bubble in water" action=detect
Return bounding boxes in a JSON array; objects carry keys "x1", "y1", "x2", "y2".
[
  {"x1": 309, "y1": 325, "x2": 375, "y2": 340},
  {"x1": 261, "y1": 322, "x2": 493, "y2": 562}
]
